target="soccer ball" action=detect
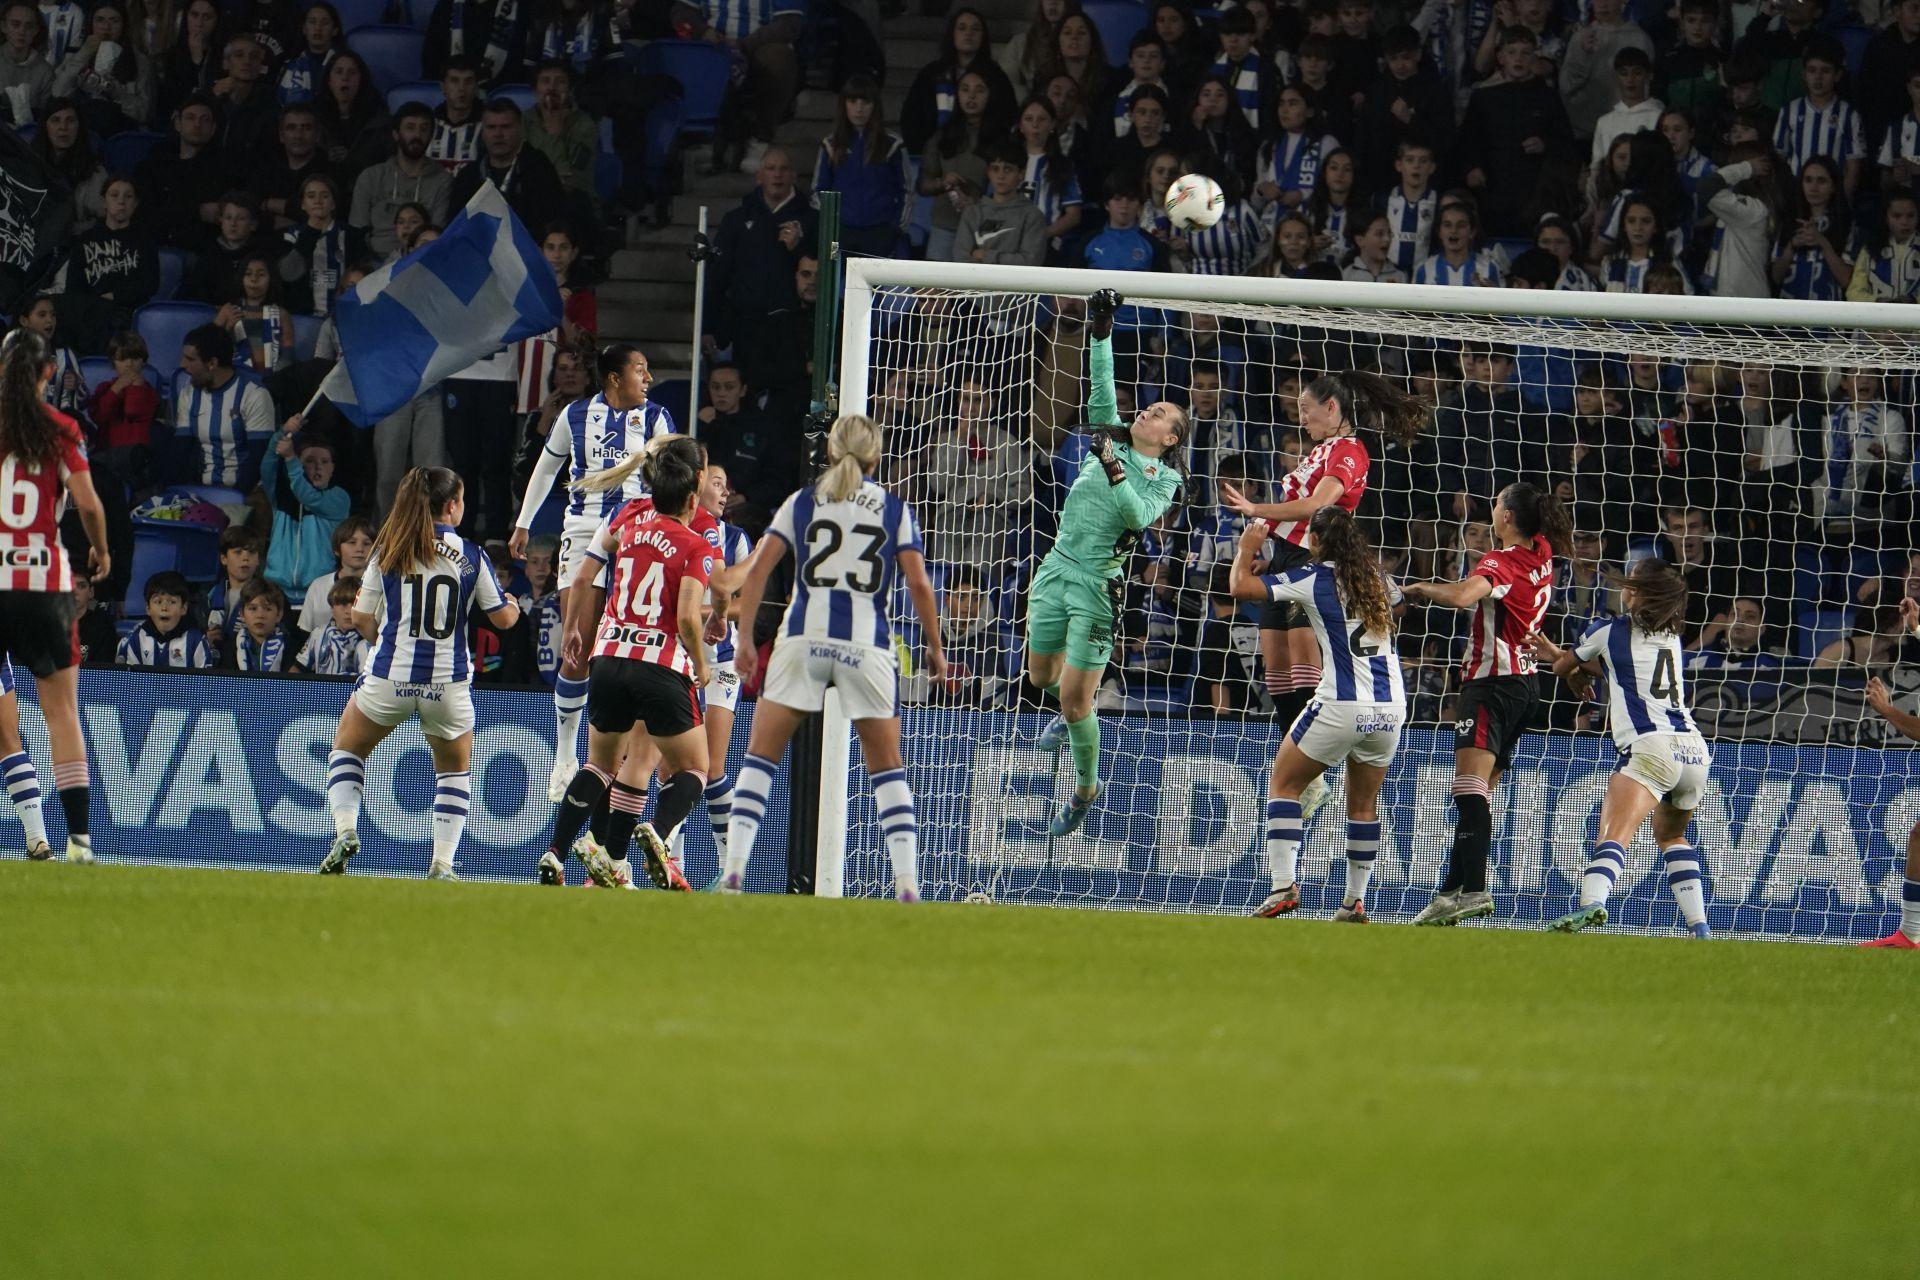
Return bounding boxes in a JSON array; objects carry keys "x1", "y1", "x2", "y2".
[{"x1": 1165, "y1": 174, "x2": 1224, "y2": 230}]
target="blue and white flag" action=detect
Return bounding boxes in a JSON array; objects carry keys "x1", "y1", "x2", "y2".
[{"x1": 318, "y1": 183, "x2": 561, "y2": 429}]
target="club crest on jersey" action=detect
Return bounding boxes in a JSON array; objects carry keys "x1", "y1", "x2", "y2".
[{"x1": 702, "y1": 556, "x2": 715, "y2": 576}]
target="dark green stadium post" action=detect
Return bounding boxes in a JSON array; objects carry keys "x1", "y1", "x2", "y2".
[{"x1": 783, "y1": 192, "x2": 843, "y2": 895}]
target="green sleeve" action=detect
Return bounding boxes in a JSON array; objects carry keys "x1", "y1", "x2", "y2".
[
  {"x1": 1087, "y1": 335, "x2": 1117, "y2": 426},
  {"x1": 1108, "y1": 459, "x2": 1182, "y2": 529}
]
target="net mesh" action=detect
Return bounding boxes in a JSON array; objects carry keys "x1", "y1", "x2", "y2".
[{"x1": 835, "y1": 276, "x2": 1920, "y2": 940}]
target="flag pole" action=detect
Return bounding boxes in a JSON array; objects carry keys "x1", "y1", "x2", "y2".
[{"x1": 687, "y1": 204, "x2": 709, "y2": 437}]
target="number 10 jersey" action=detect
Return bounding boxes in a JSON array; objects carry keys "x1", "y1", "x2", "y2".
[
  {"x1": 767, "y1": 480, "x2": 923, "y2": 648},
  {"x1": 356, "y1": 525, "x2": 507, "y2": 684}
]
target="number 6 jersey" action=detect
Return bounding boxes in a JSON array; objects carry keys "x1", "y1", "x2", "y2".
[
  {"x1": 356, "y1": 525, "x2": 506, "y2": 684},
  {"x1": 0, "y1": 408, "x2": 89, "y2": 593},
  {"x1": 767, "y1": 479, "x2": 922, "y2": 648}
]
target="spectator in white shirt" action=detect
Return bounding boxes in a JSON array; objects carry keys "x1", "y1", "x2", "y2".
[{"x1": 1589, "y1": 46, "x2": 1664, "y2": 172}]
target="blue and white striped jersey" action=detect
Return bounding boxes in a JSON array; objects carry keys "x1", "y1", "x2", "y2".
[
  {"x1": 1599, "y1": 252, "x2": 1691, "y2": 293},
  {"x1": 1878, "y1": 114, "x2": 1920, "y2": 170},
  {"x1": 39, "y1": 1, "x2": 85, "y2": 67},
  {"x1": 707, "y1": 519, "x2": 754, "y2": 664},
  {"x1": 703, "y1": 0, "x2": 806, "y2": 41},
  {"x1": 170, "y1": 367, "x2": 276, "y2": 487},
  {"x1": 1022, "y1": 152, "x2": 1082, "y2": 230},
  {"x1": 1575, "y1": 616, "x2": 1698, "y2": 751},
  {"x1": 1208, "y1": 52, "x2": 1265, "y2": 128},
  {"x1": 1413, "y1": 249, "x2": 1504, "y2": 287},
  {"x1": 1675, "y1": 148, "x2": 1715, "y2": 203},
  {"x1": 115, "y1": 623, "x2": 213, "y2": 669},
  {"x1": 296, "y1": 624, "x2": 368, "y2": 675},
  {"x1": 356, "y1": 526, "x2": 507, "y2": 684},
  {"x1": 1555, "y1": 262, "x2": 1599, "y2": 290},
  {"x1": 1183, "y1": 201, "x2": 1268, "y2": 276},
  {"x1": 541, "y1": 393, "x2": 678, "y2": 520},
  {"x1": 1377, "y1": 186, "x2": 1436, "y2": 275},
  {"x1": 1260, "y1": 562, "x2": 1405, "y2": 705},
  {"x1": 1257, "y1": 132, "x2": 1339, "y2": 201},
  {"x1": 1772, "y1": 96, "x2": 1866, "y2": 174},
  {"x1": 767, "y1": 479, "x2": 921, "y2": 648}
]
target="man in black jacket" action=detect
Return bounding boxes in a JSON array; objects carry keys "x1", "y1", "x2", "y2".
[
  {"x1": 136, "y1": 93, "x2": 231, "y2": 251},
  {"x1": 739, "y1": 253, "x2": 816, "y2": 421},
  {"x1": 214, "y1": 32, "x2": 278, "y2": 165},
  {"x1": 1459, "y1": 27, "x2": 1576, "y2": 235},
  {"x1": 1865, "y1": 0, "x2": 1920, "y2": 149},
  {"x1": 703, "y1": 148, "x2": 817, "y2": 357},
  {"x1": 1356, "y1": 25, "x2": 1451, "y2": 193},
  {"x1": 446, "y1": 99, "x2": 564, "y2": 235},
  {"x1": 698, "y1": 362, "x2": 802, "y2": 529}
]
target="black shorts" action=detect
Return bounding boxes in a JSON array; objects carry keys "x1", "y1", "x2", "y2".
[
  {"x1": 1453, "y1": 676, "x2": 1539, "y2": 771},
  {"x1": 0, "y1": 591, "x2": 77, "y2": 678},
  {"x1": 588, "y1": 656, "x2": 702, "y2": 739},
  {"x1": 1258, "y1": 539, "x2": 1313, "y2": 632}
]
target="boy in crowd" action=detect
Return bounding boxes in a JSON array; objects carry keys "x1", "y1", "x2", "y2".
[
  {"x1": 1461, "y1": 27, "x2": 1575, "y2": 236},
  {"x1": 116, "y1": 572, "x2": 214, "y2": 669},
  {"x1": 73, "y1": 576, "x2": 118, "y2": 664},
  {"x1": 222, "y1": 578, "x2": 293, "y2": 671},
  {"x1": 1107, "y1": 32, "x2": 1172, "y2": 138},
  {"x1": 1208, "y1": 6, "x2": 1269, "y2": 130},
  {"x1": 1773, "y1": 37, "x2": 1866, "y2": 196},
  {"x1": 1878, "y1": 66, "x2": 1920, "y2": 190},
  {"x1": 1357, "y1": 27, "x2": 1450, "y2": 193},
  {"x1": 429, "y1": 55, "x2": 485, "y2": 173},
  {"x1": 1657, "y1": 0, "x2": 1724, "y2": 126},
  {"x1": 1590, "y1": 46, "x2": 1664, "y2": 172},
  {"x1": 293, "y1": 577, "x2": 368, "y2": 675},
  {"x1": 953, "y1": 142, "x2": 1047, "y2": 267},
  {"x1": 205, "y1": 527, "x2": 264, "y2": 649},
  {"x1": 1374, "y1": 136, "x2": 1438, "y2": 275},
  {"x1": 298, "y1": 515, "x2": 375, "y2": 633}
]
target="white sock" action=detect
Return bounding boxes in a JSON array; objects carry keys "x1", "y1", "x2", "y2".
[
  {"x1": 1663, "y1": 843, "x2": 1708, "y2": 928},
  {"x1": 327, "y1": 749, "x2": 365, "y2": 838},
  {"x1": 431, "y1": 770, "x2": 471, "y2": 873},
  {"x1": 1, "y1": 750, "x2": 46, "y2": 848},
  {"x1": 871, "y1": 767, "x2": 919, "y2": 898},
  {"x1": 1900, "y1": 877, "x2": 1920, "y2": 941},
  {"x1": 553, "y1": 675, "x2": 588, "y2": 765},
  {"x1": 704, "y1": 774, "x2": 733, "y2": 843},
  {"x1": 722, "y1": 753, "x2": 777, "y2": 881},
  {"x1": 1580, "y1": 841, "x2": 1625, "y2": 908},
  {"x1": 1345, "y1": 818, "x2": 1380, "y2": 907},
  {"x1": 1266, "y1": 797, "x2": 1302, "y2": 890}
]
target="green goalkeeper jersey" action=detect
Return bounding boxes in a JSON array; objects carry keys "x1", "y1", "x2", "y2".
[{"x1": 1041, "y1": 335, "x2": 1183, "y2": 582}]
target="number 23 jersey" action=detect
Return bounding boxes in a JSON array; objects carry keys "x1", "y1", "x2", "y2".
[
  {"x1": 767, "y1": 479, "x2": 922, "y2": 648},
  {"x1": 356, "y1": 525, "x2": 507, "y2": 684}
]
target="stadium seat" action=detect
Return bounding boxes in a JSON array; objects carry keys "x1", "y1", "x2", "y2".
[
  {"x1": 171, "y1": 484, "x2": 249, "y2": 507},
  {"x1": 156, "y1": 248, "x2": 187, "y2": 301},
  {"x1": 1833, "y1": 23, "x2": 1872, "y2": 76},
  {"x1": 134, "y1": 302, "x2": 217, "y2": 383},
  {"x1": 1082, "y1": 1, "x2": 1150, "y2": 60},
  {"x1": 331, "y1": 0, "x2": 391, "y2": 30},
  {"x1": 398, "y1": 0, "x2": 434, "y2": 27},
  {"x1": 489, "y1": 83, "x2": 537, "y2": 112},
  {"x1": 131, "y1": 517, "x2": 221, "y2": 582},
  {"x1": 1795, "y1": 606, "x2": 1852, "y2": 660},
  {"x1": 595, "y1": 115, "x2": 623, "y2": 204},
  {"x1": 649, "y1": 378, "x2": 691, "y2": 429},
  {"x1": 122, "y1": 535, "x2": 182, "y2": 617},
  {"x1": 347, "y1": 25, "x2": 426, "y2": 93},
  {"x1": 291, "y1": 313, "x2": 322, "y2": 361},
  {"x1": 628, "y1": 40, "x2": 729, "y2": 137},
  {"x1": 100, "y1": 129, "x2": 163, "y2": 173},
  {"x1": 78, "y1": 356, "x2": 113, "y2": 395},
  {"x1": 385, "y1": 79, "x2": 444, "y2": 112}
]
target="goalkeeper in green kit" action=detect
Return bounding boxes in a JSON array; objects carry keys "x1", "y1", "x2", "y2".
[{"x1": 1027, "y1": 289, "x2": 1187, "y2": 836}]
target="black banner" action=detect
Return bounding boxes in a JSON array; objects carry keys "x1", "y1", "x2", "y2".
[{"x1": 0, "y1": 127, "x2": 74, "y2": 317}]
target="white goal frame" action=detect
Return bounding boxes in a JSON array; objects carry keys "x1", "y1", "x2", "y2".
[{"x1": 815, "y1": 259, "x2": 1920, "y2": 898}]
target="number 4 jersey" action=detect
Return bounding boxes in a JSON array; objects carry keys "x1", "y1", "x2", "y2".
[
  {"x1": 592, "y1": 504, "x2": 714, "y2": 678},
  {"x1": 357, "y1": 525, "x2": 507, "y2": 683},
  {"x1": 1575, "y1": 616, "x2": 1700, "y2": 751},
  {"x1": 768, "y1": 479, "x2": 921, "y2": 648},
  {"x1": 0, "y1": 410, "x2": 89, "y2": 593}
]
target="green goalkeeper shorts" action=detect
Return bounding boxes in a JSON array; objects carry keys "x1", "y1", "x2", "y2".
[{"x1": 1026, "y1": 562, "x2": 1122, "y2": 672}]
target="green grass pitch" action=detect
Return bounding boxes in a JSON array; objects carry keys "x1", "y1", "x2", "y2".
[{"x1": 2, "y1": 862, "x2": 1914, "y2": 1277}]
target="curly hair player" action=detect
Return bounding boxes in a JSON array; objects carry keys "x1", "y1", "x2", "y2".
[{"x1": 1027, "y1": 289, "x2": 1186, "y2": 837}]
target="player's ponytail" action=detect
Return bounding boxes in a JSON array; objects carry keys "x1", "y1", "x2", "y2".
[
  {"x1": 0, "y1": 330, "x2": 59, "y2": 466},
  {"x1": 1501, "y1": 481, "x2": 1573, "y2": 556},
  {"x1": 374, "y1": 466, "x2": 462, "y2": 574},
  {"x1": 1609, "y1": 559, "x2": 1688, "y2": 636},
  {"x1": 1310, "y1": 506, "x2": 1393, "y2": 640},
  {"x1": 575, "y1": 431, "x2": 698, "y2": 495},
  {"x1": 815, "y1": 414, "x2": 881, "y2": 503},
  {"x1": 646, "y1": 435, "x2": 707, "y2": 517},
  {"x1": 1311, "y1": 369, "x2": 1429, "y2": 447}
]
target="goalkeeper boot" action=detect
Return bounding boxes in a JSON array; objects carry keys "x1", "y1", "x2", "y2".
[
  {"x1": 574, "y1": 833, "x2": 621, "y2": 890},
  {"x1": 1333, "y1": 900, "x2": 1370, "y2": 924},
  {"x1": 1297, "y1": 773, "x2": 1332, "y2": 824},
  {"x1": 1549, "y1": 902, "x2": 1609, "y2": 933},
  {"x1": 24, "y1": 839, "x2": 52, "y2": 861},
  {"x1": 1861, "y1": 930, "x2": 1920, "y2": 949},
  {"x1": 1412, "y1": 889, "x2": 1463, "y2": 926},
  {"x1": 537, "y1": 850, "x2": 567, "y2": 886},
  {"x1": 1253, "y1": 883, "x2": 1301, "y2": 918},
  {"x1": 318, "y1": 830, "x2": 358, "y2": 875},
  {"x1": 636, "y1": 822, "x2": 692, "y2": 892},
  {"x1": 1048, "y1": 784, "x2": 1102, "y2": 837},
  {"x1": 1035, "y1": 714, "x2": 1069, "y2": 755}
]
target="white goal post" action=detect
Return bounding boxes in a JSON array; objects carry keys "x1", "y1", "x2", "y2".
[{"x1": 814, "y1": 259, "x2": 1920, "y2": 939}]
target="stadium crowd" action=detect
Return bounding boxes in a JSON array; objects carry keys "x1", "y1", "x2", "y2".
[{"x1": 3, "y1": 0, "x2": 1920, "y2": 733}]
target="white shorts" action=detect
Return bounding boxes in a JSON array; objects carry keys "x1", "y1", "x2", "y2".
[
  {"x1": 1288, "y1": 697, "x2": 1403, "y2": 769},
  {"x1": 1620, "y1": 732, "x2": 1711, "y2": 810},
  {"x1": 763, "y1": 637, "x2": 897, "y2": 721},
  {"x1": 558, "y1": 514, "x2": 604, "y2": 588},
  {"x1": 704, "y1": 660, "x2": 740, "y2": 714},
  {"x1": 352, "y1": 675, "x2": 476, "y2": 741}
]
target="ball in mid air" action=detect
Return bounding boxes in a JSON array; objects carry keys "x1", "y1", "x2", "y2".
[{"x1": 1164, "y1": 174, "x2": 1225, "y2": 230}]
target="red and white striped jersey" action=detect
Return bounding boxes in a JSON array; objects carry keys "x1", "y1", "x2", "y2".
[
  {"x1": 0, "y1": 410, "x2": 88, "y2": 593},
  {"x1": 1461, "y1": 534, "x2": 1556, "y2": 681},
  {"x1": 591, "y1": 504, "x2": 714, "y2": 677},
  {"x1": 1271, "y1": 435, "x2": 1368, "y2": 546},
  {"x1": 513, "y1": 330, "x2": 561, "y2": 414}
]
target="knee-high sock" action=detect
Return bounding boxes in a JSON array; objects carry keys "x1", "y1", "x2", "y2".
[
  {"x1": 1441, "y1": 777, "x2": 1492, "y2": 893},
  {"x1": 54, "y1": 759, "x2": 87, "y2": 847},
  {"x1": 703, "y1": 774, "x2": 734, "y2": 842},
  {"x1": 872, "y1": 767, "x2": 919, "y2": 898},
  {"x1": 1065, "y1": 712, "x2": 1100, "y2": 791},
  {"x1": 603, "y1": 780, "x2": 648, "y2": 865},
  {"x1": 1345, "y1": 818, "x2": 1381, "y2": 907},
  {"x1": 431, "y1": 771, "x2": 471, "y2": 874},
  {"x1": 1580, "y1": 840, "x2": 1627, "y2": 907},
  {"x1": 1902, "y1": 877, "x2": 1920, "y2": 942},
  {"x1": 722, "y1": 753, "x2": 778, "y2": 880},
  {"x1": 653, "y1": 770, "x2": 705, "y2": 845},
  {"x1": 553, "y1": 675, "x2": 588, "y2": 764},
  {"x1": 1266, "y1": 796, "x2": 1303, "y2": 890},
  {"x1": 1662, "y1": 843, "x2": 1707, "y2": 927},
  {"x1": 2, "y1": 750, "x2": 47, "y2": 849},
  {"x1": 327, "y1": 750, "x2": 365, "y2": 837},
  {"x1": 548, "y1": 764, "x2": 611, "y2": 856}
]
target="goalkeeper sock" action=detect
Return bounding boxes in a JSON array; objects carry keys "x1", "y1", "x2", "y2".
[
  {"x1": 1444, "y1": 777, "x2": 1492, "y2": 894},
  {"x1": 1266, "y1": 797, "x2": 1303, "y2": 889},
  {"x1": 1, "y1": 751, "x2": 45, "y2": 850},
  {"x1": 1581, "y1": 841, "x2": 1627, "y2": 908},
  {"x1": 871, "y1": 767, "x2": 920, "y2": 898},
  {"x1": 1065, "y1": 713, "x2": 1101, "y2": 792},
  {"x1": 1903, "y1": 878, "x2": 1920, "y2": 941},
  {"x1": 1662, "y1": 844, "x2": 1707, "y2": 928},
  {"x1": 1345, "y1": 818, "x2": 1381, "y2": 907},
  {"x1": 327, "y1": 749, "x2": 365, "y2": 837},
  {"x1": 723, "y1": 753, "x2": 778, "y2": 882}
]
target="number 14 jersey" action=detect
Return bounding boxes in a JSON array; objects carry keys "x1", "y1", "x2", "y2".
[
  {"x1": 767, "y1": 480, "x2": 922, "y2": 648},
  {"x1": 593, "y1": 504, "x2": 714, "y2": 678},
  {"x1": 356, "y1": 525, "x2": 507, "y2": 684}
]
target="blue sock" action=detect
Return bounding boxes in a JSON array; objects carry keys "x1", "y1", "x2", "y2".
[
  {"x1": 1580, "y1": 841, "x2": 1625, "y2": 907},
  {"x1": 1266, "y1": 797, "x2": 1303, "y2": 890},
  {"x1": 1345, "y1": 818, "x2": 1381, "y2": 907},
  {"x1": 723, "y1": 753, "x2": 778, "y2": 881},
  {"x1": 1663, "y1": 844, "x2": 1707, "y2": 928},
  {"x1": 871, "y1": 767, "x2": 919, "y2": 898}
]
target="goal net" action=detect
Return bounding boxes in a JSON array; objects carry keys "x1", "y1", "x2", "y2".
[{"x1": 823, "y1": 262, "x2": 1920, "y2": 943}]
